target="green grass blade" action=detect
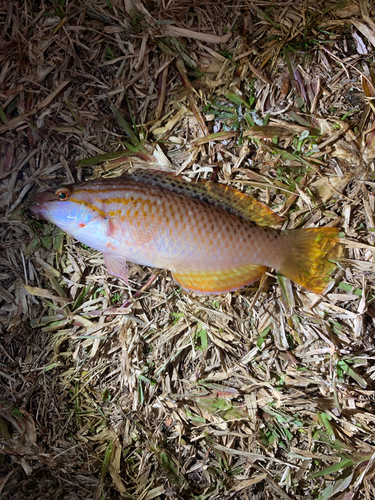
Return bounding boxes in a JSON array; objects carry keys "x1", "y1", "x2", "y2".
[
  {"x1": 309, "y1": 458, "x2": 353, "y2": 479},
  {"x1": 111, "y1": 104, "x2": 140, "y2": 146}
]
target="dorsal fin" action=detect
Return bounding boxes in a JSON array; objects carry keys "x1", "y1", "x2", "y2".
[{"x1": 126, "y1": 169, "x2": 283, "y2": 227}]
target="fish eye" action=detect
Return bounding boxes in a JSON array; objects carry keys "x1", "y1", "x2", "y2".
[{"x1": 55, "y1": 187, "x2": 71, "y2": 201}]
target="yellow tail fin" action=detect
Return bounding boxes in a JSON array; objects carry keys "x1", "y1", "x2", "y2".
[{"x1": 278, "y1": 228, "x2": 343, "y2": 294}]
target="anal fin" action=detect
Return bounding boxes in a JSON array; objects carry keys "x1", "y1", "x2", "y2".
[{"x1": 172, "y1": 264, "x2": 267, "y2": 294}]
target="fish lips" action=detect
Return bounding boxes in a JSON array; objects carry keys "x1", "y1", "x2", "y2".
[{"x1": 29, "y1": 190, "x2": 57, "y2": 218}]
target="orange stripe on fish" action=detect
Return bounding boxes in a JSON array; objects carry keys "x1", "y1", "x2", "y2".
[{"x1": 69, "y1": 198, "x2": 107, "y2": 217}]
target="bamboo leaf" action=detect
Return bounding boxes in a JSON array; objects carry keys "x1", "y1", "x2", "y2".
[
  {"x1": 111, "y1": 104, "x2": 140, "y2": 146},
  {"x1": 337, "y1": 360, "x2": 367, "y2": 388},
  {"x1": 309, "y1": 458, "x2": 353, "y2": 479}
]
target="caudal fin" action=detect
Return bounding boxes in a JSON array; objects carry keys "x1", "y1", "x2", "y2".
[{"x1": 278, "y1": 227, "x2": 343, "y2": 294}]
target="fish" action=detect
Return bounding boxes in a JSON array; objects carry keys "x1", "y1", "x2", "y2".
[{"x1": 30, "y1": 169, "x2": 343, "y2": 294}]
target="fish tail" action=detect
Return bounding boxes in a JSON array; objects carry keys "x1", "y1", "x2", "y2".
[{"x1": 278, "y1": 227, "x2": 343, "y2": 294}]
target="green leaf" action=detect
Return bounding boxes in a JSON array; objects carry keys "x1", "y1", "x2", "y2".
[
  {"x1": 185, "y1": 409, "x2": 206, "y2": 423},
  {"x1": 317, "y1": 469, "x2": 354, "y2": 500},
  {"x1": 111, "y1": 105, "x2": 140, "y2": 147},
  {"x1": 41, "y1": 362, "x2": 60, "y2": 372},
  {"x1": 77, "y1": 149, "x2": 133, "y2": 167},
  {"x1": 337, "y1": 360, "x2": 367, "y2": 388},
  {"x1": 309, "y1": 458, "x2": 353, "y2": 479},
  {"x1": 11, "y1": 408, "x2": 24, "y2": 420},
  {"x1": 99, "y1": 441, "x2": 113, "y2": 482},
  {"x1": 139, "y1": 374, "x2": 156, "y2": 386},
  {"x1": 137, "y1": 380, "x2": 144, "y2": 404},
  {"x1": 160, "y1": 452, "x2": 186, "y2": 487},
  {"x1": 49, "y1": 276, "x2": 67, "y2": 299},
  {"x1": 191, "y1": 130, "x2": 237, "y2": 145},
  {"x1": 337, "y1": 282, "x2": 354, "y2": 292},
  {"x1": 196, "y1": 396, "x2": 248, "y2": 420},
  {"x1": 264, "y1": 143, "x2": 299, "y2": 162},
  {"x1": 72, "y1": 285, "x2": 92, "y2": 312},
  {"x1": 318, "y1": 413, "x2": 335, "y2": 441},
  {"x1": 251, "y1": 4, "x2": 275, "y2": 25},
  {"x1": 257, "y1": 326, "x2": 271, "y2": 348},
  {"x1": 102, "y1": 388, "x2": 110, "y2": 402},
  {"x1": 172, "y1": 312, "x2": 184, "y2": 324},
  {"x1": 196, "y1": 328, "x2": 208, "y2": 352},
  {"x1": 225, "y1": 91, "x2": 251, "y2": 109},
  {"x1": 245, "y1": 113, "x2": 255, "y2": 127}
]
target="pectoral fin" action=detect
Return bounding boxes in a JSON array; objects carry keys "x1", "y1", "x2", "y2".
[
  {"x1": 172, "y1": 264, "x2": 267, "y2": 294},
  {"x1": 104, "y1": 253, "x2": 129, "y2": 283}
]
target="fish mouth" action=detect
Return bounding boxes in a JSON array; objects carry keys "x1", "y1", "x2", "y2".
[
  {"x1": 30, "y1": 202, "x2": 46, "y2": 217},
  {"x1": 29, "y1": 190, "x2": 56, "y2": 217}
]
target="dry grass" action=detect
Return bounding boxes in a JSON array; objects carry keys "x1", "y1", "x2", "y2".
[{"x1": 1, "y1": 0, "x2": 375, "y2": 498}]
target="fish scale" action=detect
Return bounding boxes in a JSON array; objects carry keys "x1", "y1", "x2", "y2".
[{"x1": 30, "y1": 169, "x2": 342, "y2": 294}]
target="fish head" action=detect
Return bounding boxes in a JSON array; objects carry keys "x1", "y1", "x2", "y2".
[{"x1": 30, "y1": 184, "x2": 95, "y2": 231}]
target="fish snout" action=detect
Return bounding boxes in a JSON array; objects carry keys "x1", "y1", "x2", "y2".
[
  {"x1": 29, "y1": 190, "x2": 56, "y2": 217},
  {"x1": 30, "y1": 202, "x2": 45, "y2": 217}
]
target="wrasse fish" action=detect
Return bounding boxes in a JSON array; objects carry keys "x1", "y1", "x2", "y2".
[{"x1": 30, "y1": 169, "x2": 342, "y2": 294}]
